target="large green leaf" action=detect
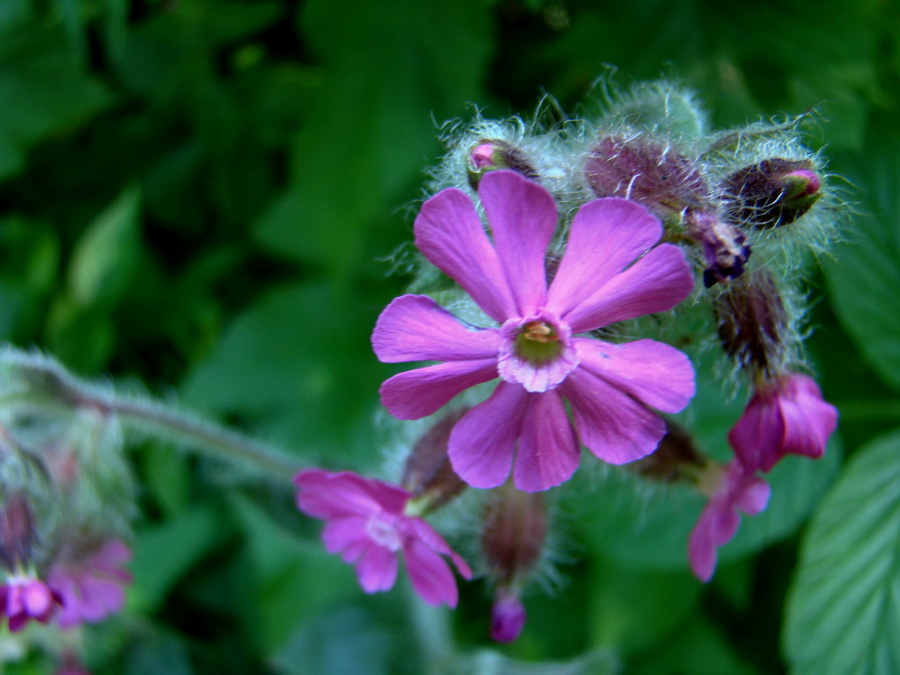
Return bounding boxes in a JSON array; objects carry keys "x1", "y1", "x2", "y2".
[
  {"x1": 256, "y1": 0, "x2": 491, "y2": 281},
  {"x1": 783, "y1": 429, "x2": 900, "y2": 675},
  {"x1": 825, "y1": 118, "x2": 900, "y2": 391}
]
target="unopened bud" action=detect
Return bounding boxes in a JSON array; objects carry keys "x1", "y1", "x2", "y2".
[
  {"x1": 481, "y1": 483, "x2": 546, "y2": 587},
  {"x1": 0, "y1": 492, "x2": 36, "y2": 570},
  {"x1": 401, "y1": 409, "x2": 468, "y2": 511},
  {"x1": 722, "y1": 158, "x2": 821, "y2": 229},
  {"x1": 629, "y1": 420, "x2": 706, "y2": 482},
  {"x1": 490, "y1": 587, "x2": 527, "y2": 643},
  {"x1": 714, "y1": 270, "x2": 787, "y2": 376},
  {"x1": 466, "y1": 139, "x2": 537, "y2": 190},
  {"x1": 585, "y1": 136, "x2": 709, "y2": 224},
  {"x1": 684, "y1": 210, "x2": 751, "y2": 287}
]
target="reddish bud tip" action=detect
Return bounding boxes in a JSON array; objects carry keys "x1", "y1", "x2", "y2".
[
  {"x1": 722, "y1": 158, "x2": 822, "y2": 229},
  {"x1": 466, "y1": 139, "x2": 537, "y2": 189}
]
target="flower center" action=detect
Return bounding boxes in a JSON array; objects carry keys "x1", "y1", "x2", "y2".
[
  {"x1": 366, "y1": 513, "x2": 403, "y2": 552},
  {"x1": 515, "y1": 321, "x2": 563, "y2": 364}
]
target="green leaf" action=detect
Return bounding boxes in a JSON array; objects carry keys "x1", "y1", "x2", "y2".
[
  {"x1": 131, "y1": 505, "x2": 230, "y2": 613},
  {"x1": 783, "y1": 428, "x2": 900, "y2": 675},
  {"x1": 825, "y1": 118, "x2": 900, "y2": 391},
  {"x1": 181, "y1": 281, "x2": 385, "y2": 464},
  {"x1": 0, "y1": 21, "x2": 111, "y2": 179},
  {"x1": 68, "y1": 186, "x2": 142, "y2": 308},
  {"x1": 256, "y1": 0, "x2": 491, "y2": 281}
]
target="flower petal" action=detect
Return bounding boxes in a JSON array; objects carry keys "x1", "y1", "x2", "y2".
[
  {"x1": 563, "y1": 244, "x2": 694, "y2": 333},
  {"x1": 547, "y1": 197, "x2": 664, "y2": 316},
  {"x1": 407, "y1": 518, "x2": 472, "y2": 580},
  {"x1": 403, "y1": 538, "x2": 459, "y2": 607},
  {"x1": 478, "y1": 170, "x2": 555, "y2": 314},
  {"x1": 322, "y1": 517, "x2": 371, "y2": 562},
  {"x1": 562, "y1": 368, "x2": 666, "y2": 464},
  {"x1": 372, "y1": 294, "x2": 502, "y2": 363},
  {"x1": 448, "y1": 382, "x2": 527, "y2": 488},
  {"x1": 513, "y1": 390, "x2": 580, "y2": 492},
  {"x1": 575, "y1": 339, "x2": 695, "y2": 414},
  {"x1": 414, "y1": 187, "x2": 515, "y2": 322},
  {"x1": 355, "y1": 545, "x2": 399, "y2": 593},
  {"x1": 379, "y1": 359, "x2": 498, "y2": 420},
  {"x1": 295, "y1": 470, "x2": 410, "y2": 518}
]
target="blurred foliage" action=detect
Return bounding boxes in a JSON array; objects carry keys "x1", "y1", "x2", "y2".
[{"x1": 0, "y1": 0, "x2": 898, "y2": 673}]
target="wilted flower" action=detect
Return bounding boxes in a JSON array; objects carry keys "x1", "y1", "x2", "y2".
[
  {"x1": 373, "y1": 170, "x2": 695, "y2": 491},
  {"x1": 294, "y1": 469, "x2": 471, "y2": 607},
  {"x1": 689, "y1": 461, "x2": 770, "y2": 582},
  {"x1": 48, "y1": 539, "x2": 132, "y2": 628},
  {"x1": 728, "y1": 373, "x2": 838, "y2": 473}
]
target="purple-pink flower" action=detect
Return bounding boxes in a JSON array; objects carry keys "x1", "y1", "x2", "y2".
[
  {"x1": 688, "y1": 461, "x2": 771, "y2": 582},
  {"x1": 294, "y1": 469, "x2": 472, "y2": 607},
  {"x1": 728, "y1": 373, "x2": 838, "y2": 473},
  {"x1": 373, "y1": 170, "x2": 696, "y2": 491},
  {"x1": 0, "y1": 573, "x2": 62, "y2": 632},
  {"x1": 48, "y1": 539, "x2": 132, "y2": 629}
]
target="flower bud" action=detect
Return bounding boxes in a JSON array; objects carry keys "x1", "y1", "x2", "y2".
[
  {"x1": 0, "y1": 492, "x2": 37, "y2": 570},
  {"x1": 481, "y1": 483, "x2": 547, "y2": 587},
  {"x1": 401, "y1": 409, "x2": 468, "y2": 511},
  {"x1": 714, "y1": 270, "x2": 787, "y2": 377},
  {"x1": 490, "y1": 587, "x2": 527, "y2": 643},
  {"x1": 629, "y1": 419, "x2": 706, "y2": 482},
  {"x1": 466, "y1": 139, "x2": 537, "y2": 190},
  {"x1": 722, "y1": 158, "x2": 821, "y2": 229},
  {"x1": 684, "y1": 210, "x2": 751, "y2": 287},
  {"x1": 584, "y1": 136, "x2": 709, "y2": 225}
]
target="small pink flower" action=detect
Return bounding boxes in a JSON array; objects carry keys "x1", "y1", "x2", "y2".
[
  {"x1": 689, "y1": 461, "x2": 770, "y2": 582},
  {"x1": 48, "y1": 539, "x2": 132, "y2": 629},
  {"x1": 728, "y1": 373, "x2": 838, "y2": 473},
  {"x1": 373, "y1": 170, "x2": 696, "y2": 492},
  {"x1": 0, "y1": 574, "x2": 62, "y2": 632},
  {"x1": 490, "y1": 589, "x2": 526, "y2": 643},
  {"x1": 294, "y1": 469, "x2": 472, "y2": 607}
]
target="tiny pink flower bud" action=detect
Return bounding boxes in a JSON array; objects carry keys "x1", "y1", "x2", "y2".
[
  {"x1": 401, "y1": 409, "x2": 469, "y2": 511},
  {"x1": 722, "y1": 158, "x2": 822, "y2": 229},
  {"x1": 490, "y1": 588, "x2": 527, "y2": 643},
  {"x1": 728, "y1": 373, "x2": 837, "y2": 473},
  {"x1": 584, "y1": 135, "x2": 709, "y2": 224},
  {"x1": 684, "y1": 210, "x2": 751, "y2": 287},
  {"x1": 714, "y1": 271, "x2": 788, "y2": 377},
  {"x1": 466, "y1": 139, "x2": 537, "y2": 189}
]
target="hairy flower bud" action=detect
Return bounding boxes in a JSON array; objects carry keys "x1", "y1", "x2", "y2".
[
  {"x1": 714, "y1": 270, "x2": 787, "y2": 377},
  {"x1": 0, "y1": 492, "x2": 37, "y2": 570},
  {"x1": 629, "y1": 419, "x2": 706, "y2": 482},
  {"x1": 466, "y1": 139, "x2": 537, "y2": 190},
  {"x1": 584, "y1": 135, "x2": 709, "y2": 224},
  {"x1": 401, "y1": 409, "x2": 468, "y2": 511},
  {"x1": 684, "y1": 210, "x2": 751, "y2": 287},
  {"x1": 482, "y1": 483, "x2": 546, "y2": 587},
  {"x1": 722, "y1": 158, "x2": 821, "y2": 229}
]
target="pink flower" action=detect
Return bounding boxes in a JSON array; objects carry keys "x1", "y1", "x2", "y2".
[
  {"x1": 0, "y1": 574, "x2": 62, "y2": 632},
  {"x1": 294, "y1": 469, "x2": 472, "y2": 607},
  {"x1": 728, "y1": 373, "x2": 838, "y2": 473},
  {"x1": 373, "y1": 170, "x2": 696, "y2": 491},
  {"x1": 688, "y1": 461, "x2": 771, "y2": 582},
  {"x1": 48, "y1": 539, "x2": 132, "y2": 628}
]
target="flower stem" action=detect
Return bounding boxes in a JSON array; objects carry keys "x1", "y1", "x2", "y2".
[{"x1": 0, "y1": 347, "x2": 304, "y2": 481}]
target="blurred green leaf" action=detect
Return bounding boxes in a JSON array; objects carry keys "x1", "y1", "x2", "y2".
[
  {"x1": 131, "y1": 504, "x2": 230, "y2": 613},
  {"x1": 256, "y1": 0, "x2": 491, "y2": 281},
  {"x1": 783, "y1": 428, "x2": 900, "y2": 675},
  {"x1": 825, "y1": 119, "x2": 900, "y2": 391},
  {"x1": 68, "y1": 186, "x2": 142, "y2": 308},
  {"x1": 0, "y1": 20, "x2": 110, "y2": 179}
]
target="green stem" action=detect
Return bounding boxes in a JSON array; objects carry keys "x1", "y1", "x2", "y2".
[{"x1": 0, "y1": 347, "x2": 304, "y2": 481}]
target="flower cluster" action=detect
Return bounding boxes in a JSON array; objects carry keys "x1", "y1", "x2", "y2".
[{"x1": 295, "y1": 80, "x2": 839, "y2": 640}]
